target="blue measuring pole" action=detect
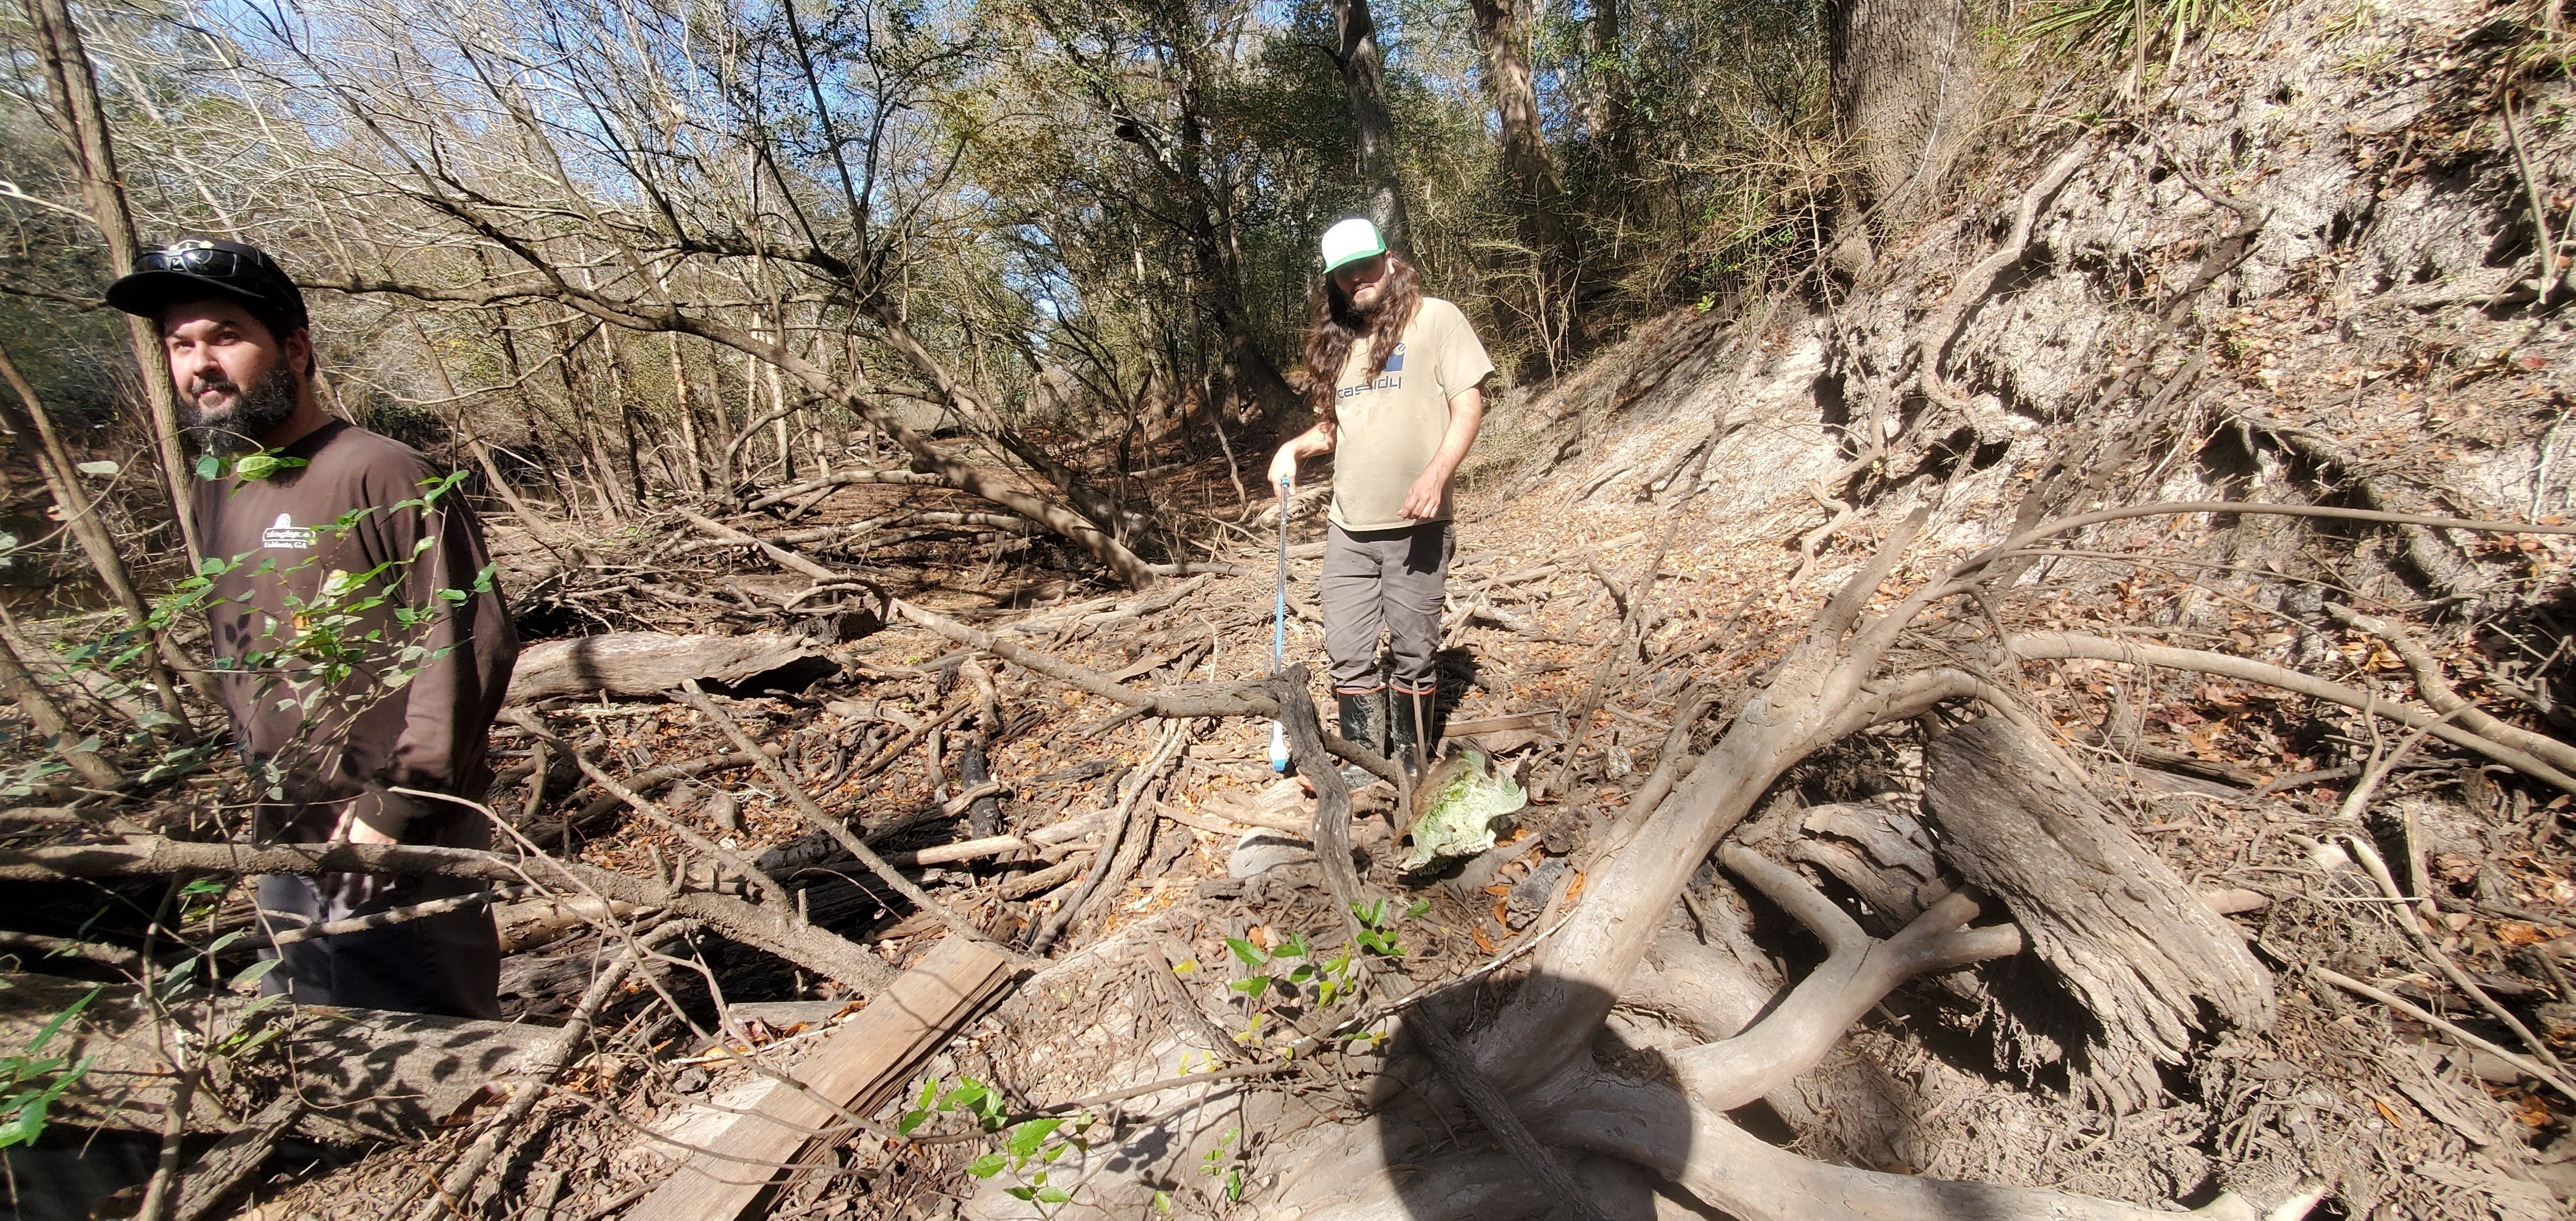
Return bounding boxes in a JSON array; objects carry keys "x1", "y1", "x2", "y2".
[{"x1": 1270, "y1": 477, "x2": 1292, "y2": 773}]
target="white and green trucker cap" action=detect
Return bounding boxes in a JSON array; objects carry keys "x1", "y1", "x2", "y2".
[{"x1": 1320, "y1": 217, "x2": 1387, "y2": 273}]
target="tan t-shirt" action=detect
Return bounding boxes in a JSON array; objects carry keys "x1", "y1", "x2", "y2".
[{"x1": 1327, "y1": 296, "x2": 1495, "y2": 531}]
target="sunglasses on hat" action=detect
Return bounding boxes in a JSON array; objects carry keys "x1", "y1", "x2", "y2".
[
  {"x1": 108, "y1": 236, "x2": 309, "y2": 328},
  {"x1": 135, "y1": 240, "x2": 279, "y2": 281}
]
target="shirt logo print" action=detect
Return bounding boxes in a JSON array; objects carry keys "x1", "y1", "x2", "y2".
[
  {"x1": 1338, "y1": 343, "x2": 1408, "y2": 399},
  {"x1": 261, "y1": 513, "x2": 316, "y2": 551}
]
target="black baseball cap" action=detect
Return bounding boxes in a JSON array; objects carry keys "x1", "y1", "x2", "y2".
[{"x1": 106, "y1": 238, "x2": 309, "y2": 334}]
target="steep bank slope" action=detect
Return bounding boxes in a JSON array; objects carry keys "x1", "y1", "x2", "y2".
[{"x1": 940, "y1": 1, "x2": 2576, "y2": 1215}]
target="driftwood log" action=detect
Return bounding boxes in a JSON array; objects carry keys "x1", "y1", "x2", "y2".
[
  {"x1": 2, "y1": 972, "x2": 565, "y2": 1140},
  {"x1": 0, "y1": 838, "x2": 896, "y2": 993},
  {"x1": 1921, "y1": 715, "x2": 2275, "y2": 1109},
  {"x1": 505, "y1": 633, "x2": 839, "y2": 705},
  {"x1": 1031, "y1": 509, "x2": 2323, "y2": 1221}
]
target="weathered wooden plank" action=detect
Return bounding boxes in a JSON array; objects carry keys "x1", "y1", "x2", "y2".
[
  {"x1": 627, "y1": 936, "x2": 1016, "y2": 1221},
  {"x1": 1439, "y1": 710, "x2": 1564, "y2": 740}
]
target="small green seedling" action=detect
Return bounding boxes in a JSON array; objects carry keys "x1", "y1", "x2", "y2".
[
  {"x1": 1200, "y1": 1127, "x2": 1245, "y2": 1203},
  {"x1": 901, "y1": 1076, "x2": 1092, "y2": 1215},
  {"x1": 0, "y1": 986, "x2": 101, "y2": 1148}
]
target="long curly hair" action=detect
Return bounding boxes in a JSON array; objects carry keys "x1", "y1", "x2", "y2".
[{"x1": 1302, "y1": 253, "x2": 1422, "y2": 416}]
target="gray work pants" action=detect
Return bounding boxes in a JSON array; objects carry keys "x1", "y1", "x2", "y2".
[{"x1": 1320, "y1": 520, "x2": 1452, "y2": 697}]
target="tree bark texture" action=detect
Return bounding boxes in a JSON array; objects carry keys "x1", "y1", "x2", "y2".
[
  {"x1": 1921, "y1": 716, "x2": 2274, "y2": 1110},
  {"x1": 1329, "y1": 0, "x2": 1412, "y2": 251},
  {"x1": 1828, "y1": 0, "x2": 1980, "y2": 223},
  {"x1": 1467, "y1": 0, "x2": 1562, "y2": 221}
]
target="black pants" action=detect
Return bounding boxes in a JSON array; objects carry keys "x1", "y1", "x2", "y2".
[
  {"x1": 255, "y1": 793, "x2": 501, "y2": 1020},
  {"x1": 257, "y1": 871, "x2": 501, "y2": 1019}
]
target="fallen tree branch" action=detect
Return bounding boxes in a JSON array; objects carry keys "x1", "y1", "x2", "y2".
[
  {"x1": 1670, "y1": 845, "x2": 2022, "y2": 1110},
  {"x1": 1028, "y1": 719, "x2": 1190, "y2": 955},
  {"x1": 2325, "y1": 604, "x2": 2576, "y2": 776},
  {"x1": 2006, "y1": 632, "x2": 2576, "y2": 793},
  {"x1": 742, "y1": 467, "x2": 948, "y2": 511},
  {"x1": 675, "y1": 508, "x2": 888, "y2": 600},
  {"x1": 560, "y1": 745, "x2": 780, "y2": 834},
  {"x1": 2339, "y1": 833, "x2": 2565, "y2": 1075},
  {"x1": 1268, "y1": 666, "x2": 1367, "y2": 918},
  {"x1": 268, "y1": 883, "x2": 542, "y2": 946},
  {"x1": 574, "y1": 753, "x2": 796, "y2": 910},
  {"x1": 1519, "y1": 1071, "x2": 2315, "y2": 1221},
  {"x1": 2315, "y1": 967, "x2": 2576, "y2": 1100},
  {"x1": 506, "y1": 633, "x2": 836, "y2": 706},
  {"x1": 1407, "y1": 1010, "x2": 1614, "y2": 1221},
  {"x1": 892, "y1": 599, "x2": 1403, "y2": 785}
]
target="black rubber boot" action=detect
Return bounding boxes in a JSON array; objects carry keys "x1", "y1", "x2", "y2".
[
  {"x1": 1336, "y1": 689, "x2": 1388, "y2": 758},
  {"x1": 1389, "y1": 687, "x2": 1430, "y2": 778}
]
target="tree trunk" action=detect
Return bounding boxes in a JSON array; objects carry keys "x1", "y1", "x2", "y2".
[
  {"x1": 0, "y1": 971, "x2": 571, "y2": 1142},
  {"x1": 505, "y1": 632, "x2": 834, "y2": 705},
  {"x1": 466, "y1": 437, "x2": 555, "y2": 547},
  {"x1": 604, "y1": 334, "x2": 651, "y2": 507},
  {"x1": 1587, "y1": 0, "x2": 1632, "y2": 183},
  {"x1": 768, "y1": 360, "x2": 795, "y2": 482},
  {"x1": 1920, "y1": 716, "x2": 2275, "y2": 1110},
  {"x1": 1329, "y1": 0, "x2": 1412, "y2": 251},
  {"x1": 1467, "y1": 0, "x2": 1560, "y2": 223},
  {"x1": 24, "y1": 0, "x2": 203, "y2": 572},
  {"x1": 674, "y1": 336, "x2": 708, "y2": 494},
  {"x1": 1829, "y1": 0, "x2": 1979, "y2": 224}
]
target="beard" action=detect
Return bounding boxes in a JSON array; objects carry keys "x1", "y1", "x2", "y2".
[{"x1": 184, "y1": 361, "x2": 302, "y2": 456}]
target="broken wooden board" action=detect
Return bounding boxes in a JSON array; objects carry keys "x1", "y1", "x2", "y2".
[
  {"x1": 1, "y1": 972, "x2": 564, "y2": 1140},
  {"x1": 627, "y1": 935, "x2": 1016, "y2": 1221},
  {"x1": 506, "y1": 632, "x2": 837, "y2": 705}
]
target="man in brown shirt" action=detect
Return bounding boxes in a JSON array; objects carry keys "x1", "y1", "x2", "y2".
[{"x1": 111, "y1": 239, "x2": 517, "y2": 1018}]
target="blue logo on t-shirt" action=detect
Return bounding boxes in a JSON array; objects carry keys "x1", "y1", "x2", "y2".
[{"x1": 1338, "y1": 343, "x2": 1408, "y2": 399}]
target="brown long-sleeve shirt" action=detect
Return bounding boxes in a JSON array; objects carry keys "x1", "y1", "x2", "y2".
[{"x1": 191, "y1": 421, "x2": 517, "y2": 839}]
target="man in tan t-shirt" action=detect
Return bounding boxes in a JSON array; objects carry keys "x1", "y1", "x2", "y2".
[{"x1": 1269, "y1": 218, "x2": 1494, "y2": 774}]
